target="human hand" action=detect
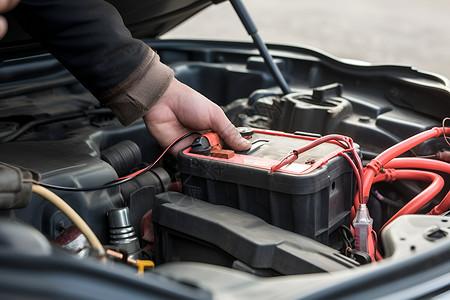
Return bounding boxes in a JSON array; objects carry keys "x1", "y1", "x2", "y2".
[
  {"x1": 143, "y1": 78, "x2": 252, "y2": 155},
  {"x1": 0, "y1": 0, "x2": 19, "y2": 38}
]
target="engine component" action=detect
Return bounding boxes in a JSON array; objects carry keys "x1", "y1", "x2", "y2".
[
  {"x1": 152, "y1": 192, "x2": 358, "y2": 275},
  {"x1": 0, "y1": 218, "x2": 52, "y2": 256},
  {"x1": 32, "y1": 184, "x2": 105, "y2": 259},
  {"x1": 54, "y1": 224, "x2": 89, "y2": 257},
  {"x1": 101, "y1": 140, "x2": 142, "y2": 177},
  {"x1": 382, "y1": 215, "x2": 450, "y2": 259},
  {"x1": 276, "y1": 84, "x2": 352, "y2": 134},
  {"x1": 119, "y1": 167, "x2": 171, "y2": 201},
  {"x1": 0, "y1": 162, "x2": 38, "y2": 209},
  {"x1": 437, "y1": 151, "x2": 450, "y2": 162},
  {"x1": 353, "y1": 203, "x2": 374, "y2": 254},
  {"x1": 229, "y1": 84, "x2": 352, "y2": 136},
  {"x1": 105, "y1": 249, "x2": 155, "y2": 274},
  {"x1": 179, "y1": 129, "x2": 356, "y2": 246},
  {"x1": 108, "y1": 207, "x2": 141, "y2": 259}
]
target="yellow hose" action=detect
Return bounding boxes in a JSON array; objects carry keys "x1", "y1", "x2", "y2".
[{"x1": 32, "y1": 184, "x2": 105, "y2": 260}]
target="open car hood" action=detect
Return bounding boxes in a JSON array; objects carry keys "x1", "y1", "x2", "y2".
[
  {"x1": 0, "y1": 0, "x2": 221, "y2": 59},
  {"x1": 1, "y1": 1, "x2": 450, "y2": 299}
]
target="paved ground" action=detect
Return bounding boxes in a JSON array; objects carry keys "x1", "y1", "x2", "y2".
[{"x1": 163, "y1": 0, "x2": 450, "y2": 80}]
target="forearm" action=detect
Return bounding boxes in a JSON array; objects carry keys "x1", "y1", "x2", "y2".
[
  {"x1": 12, "y1": 0, "x2": 173, "y2": 125},
  {"x1": 101, "y1": 48, "x2": 173, "y2": 125}
]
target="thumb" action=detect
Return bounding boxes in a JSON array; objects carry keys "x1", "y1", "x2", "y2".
[{"x1": 210, "y1": 109, "x2": 251, "y2": 151}]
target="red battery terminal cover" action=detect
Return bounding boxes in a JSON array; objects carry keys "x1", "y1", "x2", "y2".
[
  {"x1": 190, "y1": 132, "x2": 223, "y2": 155},
  {"x1": 202, "y1": 132, "x2": 221, "y2": 150},
  {"x1": 211, "y1": 149, "x2": 235, "y2": 159}
]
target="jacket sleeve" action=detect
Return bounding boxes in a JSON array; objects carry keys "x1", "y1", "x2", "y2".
[{"x1": 11, "y1": 0, "x2": 174, "y2": 125}]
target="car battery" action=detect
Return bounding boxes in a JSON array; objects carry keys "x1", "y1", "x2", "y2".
[{"x1": 179, "y1": 129, "x2": 356, "y2": 247}]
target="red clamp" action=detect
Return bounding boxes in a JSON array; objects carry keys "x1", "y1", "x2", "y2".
[{"x1": 202, "y1": 132, "x2": 221, "y2": 150}]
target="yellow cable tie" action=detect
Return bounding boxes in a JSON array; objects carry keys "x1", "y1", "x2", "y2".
[{"x1": 135, "y1": 259, "x2": 155, "y2": 275}]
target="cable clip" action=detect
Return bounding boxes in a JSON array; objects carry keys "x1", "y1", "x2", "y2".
[
  {"x1": 270, "y1": 150, "x2": 299, "y2": 173},
  {"x1": 366, "y1": 159, "x2": 383, "y2": 174}
]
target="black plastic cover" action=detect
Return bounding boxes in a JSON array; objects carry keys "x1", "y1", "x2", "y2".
[
  {"x1": 0, "y1": 162, "x2": 39, "y2": 209},
  {"x1": 152, "y1": 192, "x2": 358, "y2": 275},
  {"x1": 0, "y1": 218, "x2": 51, "y2": 255},
  {"x1": 179, "y1": 130, "x2": 355, "y2": 246},
  {"x1": 0, "y1": 243, "x2": 211, "y2": 300}
]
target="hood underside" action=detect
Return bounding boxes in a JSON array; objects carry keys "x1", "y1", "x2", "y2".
[{"x1": 0, "y1": 0, "x2": 221, "y2": 59}]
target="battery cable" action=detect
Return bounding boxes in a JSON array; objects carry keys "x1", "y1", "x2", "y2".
[{"x1": 24, "y1": 132, "x2": 199, "y2": 192}]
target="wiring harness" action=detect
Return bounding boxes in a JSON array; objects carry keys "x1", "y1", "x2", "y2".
[
  {"x1": 26, "y1": 132, "x2": 199, "y2": 191},
  {"x1": 25, "y1": 132, "x2": 199, "y2": 268},
  {"x1": 360, "y1": 119, "x2": 450, "y2": 260},
  {"x1": 270, "y1": 118, "x2": 450, "y2": 262},
  {"x1": 31, "y1": 184, "x2": 106, "y2": 261},
  {"x1": 22, "y1": 117, "x2": 450, "y2": 264}
]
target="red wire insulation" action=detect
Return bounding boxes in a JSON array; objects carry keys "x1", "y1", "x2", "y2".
[
  {"x1": 270, "y1": 134, "x2": 364, "y2": 204},
  {"x1": 355, "y1": 124, "x2": 450, "y2": 261},
  {"x1": 361, "y1": 126, "x2": 449, "y2": 261},
  {"x1": 270, "y1": 134, "x2": 352, "y2": 172},
  {"x1": 339, "y1": 151, "x2": 363, "y2": 209},
  {"x1": 384, "y1": 158, "x2": 450, "y2": 215},
  {"x1": 115, "y1": 132, "x2": 197, "y2": 181},
  {"x1": 443, "y1": 117, "x2": 450, "y2": 146},
  {"x1": 270, "y1": 152, "x2": 298, "y2": 173},
  {"x1": 376, "y1": 251, "x2": 383, "y2": 261},
  {"x1": 361, "y1": 127, "x2": 448, "y2": 211},
  {"x1": 428, "y1": 191, "x2": 450, "y2": 215},
  {"x1": 437, "y1": 151, "x2": 450, "y2": 162},
  {"x1": 373, "y1": 169, "x2": 444, "y2": 232},
  {"x1": 386, "y1": 157, "x2": 450, "y2": 172}
]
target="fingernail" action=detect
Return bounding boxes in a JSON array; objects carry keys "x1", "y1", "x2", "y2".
[{"x1": 241, "y1": 138, "x2": 252, "y2": 148}]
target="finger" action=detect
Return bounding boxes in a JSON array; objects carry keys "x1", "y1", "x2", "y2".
[
  {"x1": 0, "y1": 0, "x2": 19, "y2": 13},
  {"x1": 0, "y1": 16, "x2": 7, "y2": 39},
  {"x1": 210, "y1": 108, "x2": 251, "y2": 151},
  {"x1": 146, "y1": 122, "x2": 196, "y2": 156},
  {"x1": 169, "y1": 135, "x2": 198, "y2": 156},
  {"x1": 143, "y1": 110, "x2": 197, "y2": 156}
]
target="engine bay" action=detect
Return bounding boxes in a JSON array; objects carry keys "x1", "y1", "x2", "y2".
[{"x1": 1, "y1": 38, "x2": 450, "y2": 298}]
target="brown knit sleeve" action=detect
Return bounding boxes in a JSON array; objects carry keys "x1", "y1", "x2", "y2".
[{"x1": 100, "y1": 47, "x2": 174, "y2": 126}]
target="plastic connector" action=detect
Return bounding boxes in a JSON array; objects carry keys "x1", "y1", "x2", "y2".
[
  {"x1": 437, "y1": 151, "x2": 450, "y2": 162},
  {"x1": 108, "y1": 207, "x2": 141, "y2": 259},
  {"x1": 353, "y1": 203, "x2": 373, "y2": 254},
  {"x1": 190, "y1": 132, "x2": 221, "y2": 155},
  {"x1": 0, "y1": 162, "x2": 39, "y2": 209}
]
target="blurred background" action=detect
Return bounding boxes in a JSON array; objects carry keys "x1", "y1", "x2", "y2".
[{"x1": 163, "y1": 0, "x2": 450, "y2": 80}]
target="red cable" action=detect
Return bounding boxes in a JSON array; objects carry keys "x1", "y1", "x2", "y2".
[
  {"x1": 374, "y1": 169, "x2": 444, "y2": 232},
  {"x1": 429, "y1": 191, "x2": 450, "y2": 215},
  {"x1": 361, "y1": 127, "x2": 448, "y2": 210},
  {"x1": 270, "y1": 152, "x2": 298, "y2": 173},
  {"x1": 356, "y1": 125, "x2": 450, "y2": 261},
  {"x1": 443, "y1": 117, "x2": 450, "y2": 146},
  {"x1": 270, "y1": 134, "x2": 364, "y2": 208},
  {"x1": 386, "y1": 157, "x2": 450, "y2": 172},
  {"x1": 385, "y1": 158, "x2": 450, "y2": 215},
  {"x1": 376, "y1": 251, "x2": 383, "y2": 261},
  {"x1": 115, "y1": 132, "x2": 196, "y2": 181},
  {"x1": 270, "y1": 134, "x2": 354, "y2": 173},
  {"x1": 339, "y1": 151, "x2": 363, "y2": 208}
]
